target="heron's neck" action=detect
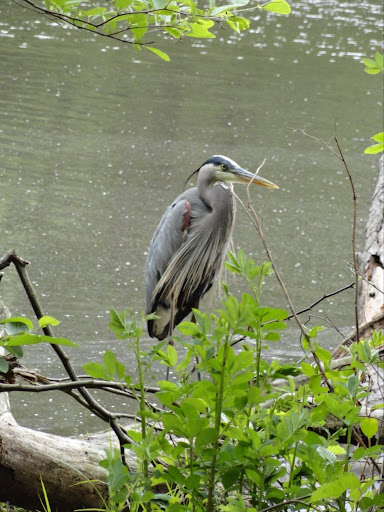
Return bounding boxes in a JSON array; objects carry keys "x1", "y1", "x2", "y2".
[{"x1": 197, "y1": 170, "x2": 235, "y2": 226}]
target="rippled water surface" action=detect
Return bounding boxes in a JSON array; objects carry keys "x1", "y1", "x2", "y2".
[{"x1": 0, "y1": 0, "x2": 382, "y2": 433}]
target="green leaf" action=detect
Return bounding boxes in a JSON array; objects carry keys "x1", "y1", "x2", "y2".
[
  {"x1": 83, "y1": 7, "x2": 107, "y2": 16},
  {"x1": 301, "y1": 362, "x2": 315, "y2": 377},
  {"x1": 130, "y1": 13, "x2": 148, "y2": 41},
  {"x1": 247, "y1": 386, "x2": 262, "y2": 405},
  {"x1": 357, "y1": 340, "x2": 372, "y2": 363},
  {"x1": 364, "y1": 67, "x2": 382, "y2": 75},
  {"x1": 311, "y1": 472, "x2": 360, "y2": 501},
  {"x1": 316, "y1": 446, "x2": 336, "y2": 464},
  {"x1": 141, "y1": 490, "x2": 155, "y2": 503},
  {"x1": 360, "y1": 417, "x2": 378, "y2": 439},
  {"x1": 114, "y1": 0, "x2": 134, "y2": 9},
  {"x1": 144, "y1": 46, "x2": 170, "y2": 61},
  {"x1": 315, "y1": 346, "x2": 331, "y2": 365},
  {"x1": 0, "y1": 357, "x2": 9, "y2": 373},
  {"x1": 38, "y1": 316, "x2": 60, "y2": 328},
  {"x1": 109, "y1": 308, "x2": 127, "y2": 338},
  {"x1": 353, "y1": 444, "x2": 383, "y2": 461},
  {"x1": 361, "y1": 58, "x2": 377, "y2": 68},
  {"x1": 167, "y1": 344, "x2": 178, "y2": 366},
  {"x1": 83, "y1": 362, "x2": 111, "y2": 380},
  {"x1": 263, "y1": 0, "x2": 291, "y2": 15},
  {"x1": 103, "y1": 350, "x2": 125, "y2": 379},
  {"x1": 211, "y1": 5, "x2": 236, "y2": 15},
  {"x1": 327, "y1": 444, "x2": 346, "y2": 455},
  {"x1": 1, "y1": 317, "x2": 33, "y2": 332},
  {"x1": 167, "y1": 465, "x2": 185, "y2": 485},
  {"x1": 185, "y1": 474, "x2": 201, "y2": 490},
  {"x1": 1, "y1": 333, "x2": 77, "y2": 347},
  {"x1": 372, "y1": 132, "x2": 384, "y2": 142},
  {"x1": 186, "y1": 22, "x2": 215, "y2": 38},
  {"x1": 178, "y1": 322, "x2": 200, "y2": 335},
  {"x1": 375, "y1": 51, "x2": 384, "y2": 68},
  {"x1": 222, "y1": 467, "x2": 241, "y2": 489},
  {"x1": 264, "y1": 332, "x2": 280, "y2": 341},
  {"x1": 364, "y1": 142, "x2": 384, "y2": 154},
  {"x1": 196, "y1": 427, "x2": 217, "y2": 447},
  {"x1": 308, "y1": 325, "x2": 324, "y2": 338},
  {"x1": 176, "y1": 349, "x2": 191, "y2": 373},
  {"x1": 152, "y1": 0, "x2": 168, "y2": 7},
  {"x1": 226, "y1": 19, "x2": 240, "y2": 33},
  {"x1": 163, "y1": 27, "x2": 182, "y2": 39}
]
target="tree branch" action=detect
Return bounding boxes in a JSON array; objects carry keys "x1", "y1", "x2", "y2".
[{"x1": 0, "y1": 250, "x2": 133, "y2": 461}]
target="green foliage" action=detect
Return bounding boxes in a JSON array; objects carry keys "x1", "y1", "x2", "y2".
[
  {"x1": 362, "y1": 51, "x2": 384, "y2": 75},
  {"x1": 2, "y1": 257, "x2": 382, "y2": 511},
  {"x1": 364, "y1": 131, "x2": 384, "y2": 155},
  {"x1": 0, "y1": 315, "x2": 77, "y2": 373},
  {"x1": 362, "y1": 51, "x2": 383, "y2": 154},
  {"x1": 22, "y1": 0, "x2": 291, "y2": 59},
  {"x1": 75, "y1": 249, "x2": 383, "y2": 511}
]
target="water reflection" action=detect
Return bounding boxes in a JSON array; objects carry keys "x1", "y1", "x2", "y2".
[{"x1": 0, "y1": 0, "x2": 382, "y2": 433}]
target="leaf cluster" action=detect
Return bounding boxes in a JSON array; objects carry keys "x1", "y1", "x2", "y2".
[
  {"x1": 80, "y1": 251, "x2": 382, "y2": 511},
  {"x1": 20, "y1": 0, "x2": 291, "y2": 60},
  {"x1": 1, "y1": 251, "x2": 383, "y2": 511},
  {"x1": 362, "y1": 51, "x2": 384, "y2": 155},
  {"x1": 0, "y1": 315, "x2": 76, "y2": 372}
]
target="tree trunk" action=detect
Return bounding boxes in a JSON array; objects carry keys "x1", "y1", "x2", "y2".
[
  {"x1": 332, "y1": 155, "x2": 384, "y2": 358},
  {"x1": 358, "y1": 154, "x2": 384, "y2": 326}
]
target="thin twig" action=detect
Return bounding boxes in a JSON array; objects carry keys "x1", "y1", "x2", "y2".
[
  {"x1": 259, "y1": 495, "x2": 314, "y2": 512},
  {"x1": 345, "y1": 260, "x2": 384, "y2": 295},
  {"x1": 0, "y1": 379, "x2": 127, "y2": 393},
  {"x1": 236, "y1": 163, "x2": 334, "y2": 391},
  {"x1": 294, "y1": 130, "x2": 360, "y2": 341},
  {"x1": 285, "y1": 281, "x2": 355, "y2": 320},
  {"x1": 1, "y1": 250, "x2": 133, "y2": 461},
  {"x1": 334, "y1": 136, "x2": 360, "y2": 342}
]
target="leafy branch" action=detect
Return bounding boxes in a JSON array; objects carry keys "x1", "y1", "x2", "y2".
[
  {"x1": 12, "y1": 0, "x2": 291, "y2": 60},
  {"x1": 0, "y1": 250, "x2": 133, "y2": 457}
]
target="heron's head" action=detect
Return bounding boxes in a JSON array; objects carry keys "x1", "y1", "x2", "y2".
[{"x1": 199, "y1": 155, "x2": 279, "y2": 189}]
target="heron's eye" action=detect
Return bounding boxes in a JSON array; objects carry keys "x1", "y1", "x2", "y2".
[{"x1": 221, "y1": 164, "x2": 227, "y2": 171}]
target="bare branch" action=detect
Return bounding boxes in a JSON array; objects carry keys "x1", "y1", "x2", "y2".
[{"x1": 0, "y1": 250, "x2": 133, "y2": 458}]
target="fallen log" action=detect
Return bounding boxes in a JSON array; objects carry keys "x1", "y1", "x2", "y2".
[
  {"x1": 332, "y1": 154, "x2": 384, "y2": 358},
  {"x1": 358, "y1": 154, "x2": 384, "y2": 326},
  {"x1": 0, "y1": 302, "x2": 110, "y2": 511}
]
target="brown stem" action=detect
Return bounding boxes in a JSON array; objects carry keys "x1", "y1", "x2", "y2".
[
  {"x1": 1, "y1": 250, "x2": 132, "y2": 460},
  {"x1": 292, "y1": 130, "x2": 360, "y2": 342},
  {"x1": 245, "y1": 200, "x2": 334, "y2": 392},
  {"x1": 333, "y1": 136, "x2": 359, "y2": 342}
]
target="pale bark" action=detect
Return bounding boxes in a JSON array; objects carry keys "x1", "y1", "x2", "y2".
[{"x1": 359, "y1": 154, "x2": 384, "y2": 325}]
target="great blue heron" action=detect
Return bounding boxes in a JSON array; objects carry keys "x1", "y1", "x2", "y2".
[{"x1": 146, "y1": 155, "x2": 278, "y2": 340}]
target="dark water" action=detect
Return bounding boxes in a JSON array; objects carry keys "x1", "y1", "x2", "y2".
[{"x1": 0, "y1": 0, "x2": 382, "y2": 433}]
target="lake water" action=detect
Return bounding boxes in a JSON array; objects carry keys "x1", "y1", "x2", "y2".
[{"x1": 0, "y1": 0, "x2": 382, "y2": 433}]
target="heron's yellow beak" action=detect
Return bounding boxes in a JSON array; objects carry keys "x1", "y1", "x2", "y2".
[{"x1": 232, "y1": 167, "x2": 279, "y2": 189}]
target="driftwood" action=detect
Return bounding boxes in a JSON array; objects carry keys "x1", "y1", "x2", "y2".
[
  {"x1": 0, "y1": 303, "x2": 108, "y2": 511},
  {"x1": 358, "y1": 154, "x2": 384, "y2": 326},
  {"x1": 0, "y1": 158, "x2": 383, "y2": 510}
]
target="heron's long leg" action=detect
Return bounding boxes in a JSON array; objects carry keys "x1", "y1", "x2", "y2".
[
  {"x1": 165, "y1": 300, "x2": 175, "y2": 382},
  {"x1": 191, "y1": 301, "x2": 201, "y2": 382}
]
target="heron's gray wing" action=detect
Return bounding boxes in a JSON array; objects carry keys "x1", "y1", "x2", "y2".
[{"x1": 145, "y1": 191, "x2": 195, "y2": 314}]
